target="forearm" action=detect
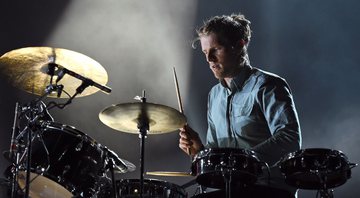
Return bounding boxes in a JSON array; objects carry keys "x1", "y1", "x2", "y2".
[{"x1": 252, "y1": 125, "x2": 301, "y2": 165}]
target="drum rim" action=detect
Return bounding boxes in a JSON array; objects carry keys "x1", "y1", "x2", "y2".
[
  {"x1": 118, "y1": 178, "x2": 184, "y2": 188},
  {"x1": 194, "y1": 147, "x2": 259, "y2": 161},
  {"x1": 280, "y1": 148, "x2": 349, "y2": 163},
  {"x1": 41, "y1": 121, "x2": 100, "y2": 145},
  {"x1": 117, "y1": 178, "x2": 186, "y2": 195}
]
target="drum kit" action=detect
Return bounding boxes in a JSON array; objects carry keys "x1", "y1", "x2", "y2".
[
  {"x1": 0, "y1": 47, "x2": 187, "y2": 198},
  {"x1": 0, "y1": 47, "x2": 358, "y2": 198}
]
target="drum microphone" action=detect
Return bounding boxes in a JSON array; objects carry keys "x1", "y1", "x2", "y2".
[
  {"x1": 55, "y1": 66, "x2": 112, "y2": 94},
  {"x1": 57, "y1": 84, "x2": 64, "y2": 98},
  {"x1": 55, "y1": 68, "x2": 66, "y2": 84}
]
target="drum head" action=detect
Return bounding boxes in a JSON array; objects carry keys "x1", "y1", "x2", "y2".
[
  {"x1": 17, "y1": 172, "x2": 73, "y2": 198},
  {"x1": 280, "y1": 148, "x2": 352, "y2": 189}
]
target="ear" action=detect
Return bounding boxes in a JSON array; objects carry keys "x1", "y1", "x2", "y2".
[
  {"x1": 230, "y1": 39, "x2": 246, "y2": 55},
  {"x1": 232, "y1": 39, "x2": 246, "y2": 51},
  {"x1": 238, "y1": 39, "x2": 246, "y2": 47}
]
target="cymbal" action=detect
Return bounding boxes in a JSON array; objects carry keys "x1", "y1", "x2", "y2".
[
  {"x1": 0, "y1": 47, "x2": 108, "y2": 98},
  {"x1": 146, "y1": 171, "x2": 193, "y2": 177},
  {"x1": 99, "y1": 103, "x2": 186, "y2": 134}
]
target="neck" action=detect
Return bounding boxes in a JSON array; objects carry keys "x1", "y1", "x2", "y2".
[{"x1": 223, "y1": 77, "x2": 232, "y2": 88}]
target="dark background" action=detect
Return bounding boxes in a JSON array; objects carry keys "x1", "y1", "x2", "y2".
[{"x1": 0, "y1": 0, "x2": 359, "y2": 197}]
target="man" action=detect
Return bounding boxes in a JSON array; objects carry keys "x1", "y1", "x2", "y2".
[{"x1": 179, "y1": 14, "x2": 302, "y2": 198}]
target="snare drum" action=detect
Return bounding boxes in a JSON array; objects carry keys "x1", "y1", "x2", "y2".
[
  {"x1": 117, "y1": 178, "x2": 187, "y2": 198},
  {"x1": 191, "y1": 148, "x2": 263, "y2": 189},
  {"x1": 280, "y1": 148, "x2": 353, "y2": 189},
  {"x1": 17, "y1": 122, "x2": 107, "y2": 198}
]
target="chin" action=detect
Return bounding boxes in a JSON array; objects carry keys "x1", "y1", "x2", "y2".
[{"x1": 212, "y1": 71, "x2": 222, "y2": 79}]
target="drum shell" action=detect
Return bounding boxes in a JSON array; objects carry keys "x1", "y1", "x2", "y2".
[
  {"x1": 191, "y1": 148, "x2": 263, "y2": 189},
  {"x1": 280, "y1": 148, "x2": 352, "y2": 189},
  {"x1": 18, "y1": 122, "x2": 107, "y2": 197}
]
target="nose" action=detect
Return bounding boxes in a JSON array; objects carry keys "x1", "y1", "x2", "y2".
[{"x1": 205, "y1": 52, "x2": 216, "y2": 63}]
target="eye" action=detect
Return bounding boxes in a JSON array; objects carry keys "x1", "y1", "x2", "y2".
[{"x1": 211, "y1": 48, "x2": 222, "y2": 55}]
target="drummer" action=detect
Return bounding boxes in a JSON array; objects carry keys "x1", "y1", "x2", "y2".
[{"x1": 179, "y1": 13, "x2": 302, "y2": 198}]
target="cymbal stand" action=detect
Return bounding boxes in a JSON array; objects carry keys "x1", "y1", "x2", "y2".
[
  {"x1": 134, "y1": 90, "x2": 149, "y2": 198},
  {"x1": 316, "y1": 173, "x2": 334, "y2": 198},
  {"x1": 222, "y1": 168, "x2": 233, "y2": 198},
  {"x1": 103, "y1": 147, "x2": 118, "y2": 198},
  {"x1": 14, "y1": 100, "x2": 52, "y2": 198},
  {"x1": 10, "y1": 66, "x2": 60, "y2": 198},
  {"x1": 9, "y1": 102, "x2": 20, "y2": 198},
  {"x1": 221, "y1": 153, "x2": 238, "y2": 198}
]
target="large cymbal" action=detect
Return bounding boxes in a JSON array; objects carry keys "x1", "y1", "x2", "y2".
[
  {"x1": 99, "y1": 103, "x2": 186, "y2": 134},
  {"x1": 0, "y1": 47, "x2": 108, "y2": 98}
]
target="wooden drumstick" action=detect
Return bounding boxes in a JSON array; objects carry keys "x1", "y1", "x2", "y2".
[
  {"x1": 172, "y1": 67, "x2": 191, "y2": 156},
  {"x1": 173, "y1": 67, "x2": 184, "y2": 114}
]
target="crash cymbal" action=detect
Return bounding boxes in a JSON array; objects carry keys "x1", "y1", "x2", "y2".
[
  {"x1": 0, "y1": 47, "x2": 108, "y2": 98},
  {"x1": 99, "y1": 103, "x2": 186, "y2": 134},
  {"x1": 146, "y1": 171, "x2": 193, "y2": 177}
]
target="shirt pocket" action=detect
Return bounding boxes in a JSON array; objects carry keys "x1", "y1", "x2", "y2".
[{"x1": 231, "y1": 92, "x2": 254, "y2": 117}]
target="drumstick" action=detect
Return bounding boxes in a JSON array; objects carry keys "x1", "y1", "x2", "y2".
[
  {"x1": 172, "y1": 67, "x2": 191, "y2": 156},
  {"x1": 173, "y1": 67, "x2": 184, "y2": 114}
]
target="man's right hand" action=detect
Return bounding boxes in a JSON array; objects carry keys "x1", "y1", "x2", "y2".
[{"x1": 178, "y1": 125, "x2": 204, "y2": 157}]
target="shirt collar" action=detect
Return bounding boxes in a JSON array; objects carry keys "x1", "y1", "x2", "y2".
[{"x1": 220, "y1": 64, "x2": 252, "y2": 92}]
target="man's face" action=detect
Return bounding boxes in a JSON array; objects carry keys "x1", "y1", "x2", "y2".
[{"x1": 200, "y1": 33, "x2": 239, "y2": 80}]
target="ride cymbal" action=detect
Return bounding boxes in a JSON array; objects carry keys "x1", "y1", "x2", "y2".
[
  {"x1": 0, "y1": 47, "x2": 108, "y2": 98},
  {"x1": 99, "y1": 103, "x2": 186, "y2": 134}
]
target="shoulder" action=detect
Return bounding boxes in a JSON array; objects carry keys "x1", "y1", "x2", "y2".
[{"x1": 250, "y1": 67, "x2": 289, "y2": 89}]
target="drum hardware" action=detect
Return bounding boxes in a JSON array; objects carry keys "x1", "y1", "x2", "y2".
[
  {"x1": 104, "y1": 149, "x2": 119, "y2": 198},
  {"x1": 280, "y1": 148, "x2": 358, "y2": 198},
  {"x1": 102, "y1": 146, "x2": 136, "y2": 198},
  {"x1": 99, "y1": 90, "x2": 186, "y2": 198},
  {"x1": 9, "y1": 100, "x2": 56, "y2": 198}
]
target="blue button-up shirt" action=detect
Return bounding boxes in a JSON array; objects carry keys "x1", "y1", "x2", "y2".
[{"x1": 206, "y1": 65, "x2": 302, "y2": 193}]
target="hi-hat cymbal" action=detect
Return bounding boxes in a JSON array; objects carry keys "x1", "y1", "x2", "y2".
[
  {"x1": 0, "y1": 47, "x2": 108, "y2": 98},
  {"x1": 146, "y1": 171, "x2": 193, "y2": 177},
  {"x1": 99, "y1": 103, "x2": 186, "y2": 134}
]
